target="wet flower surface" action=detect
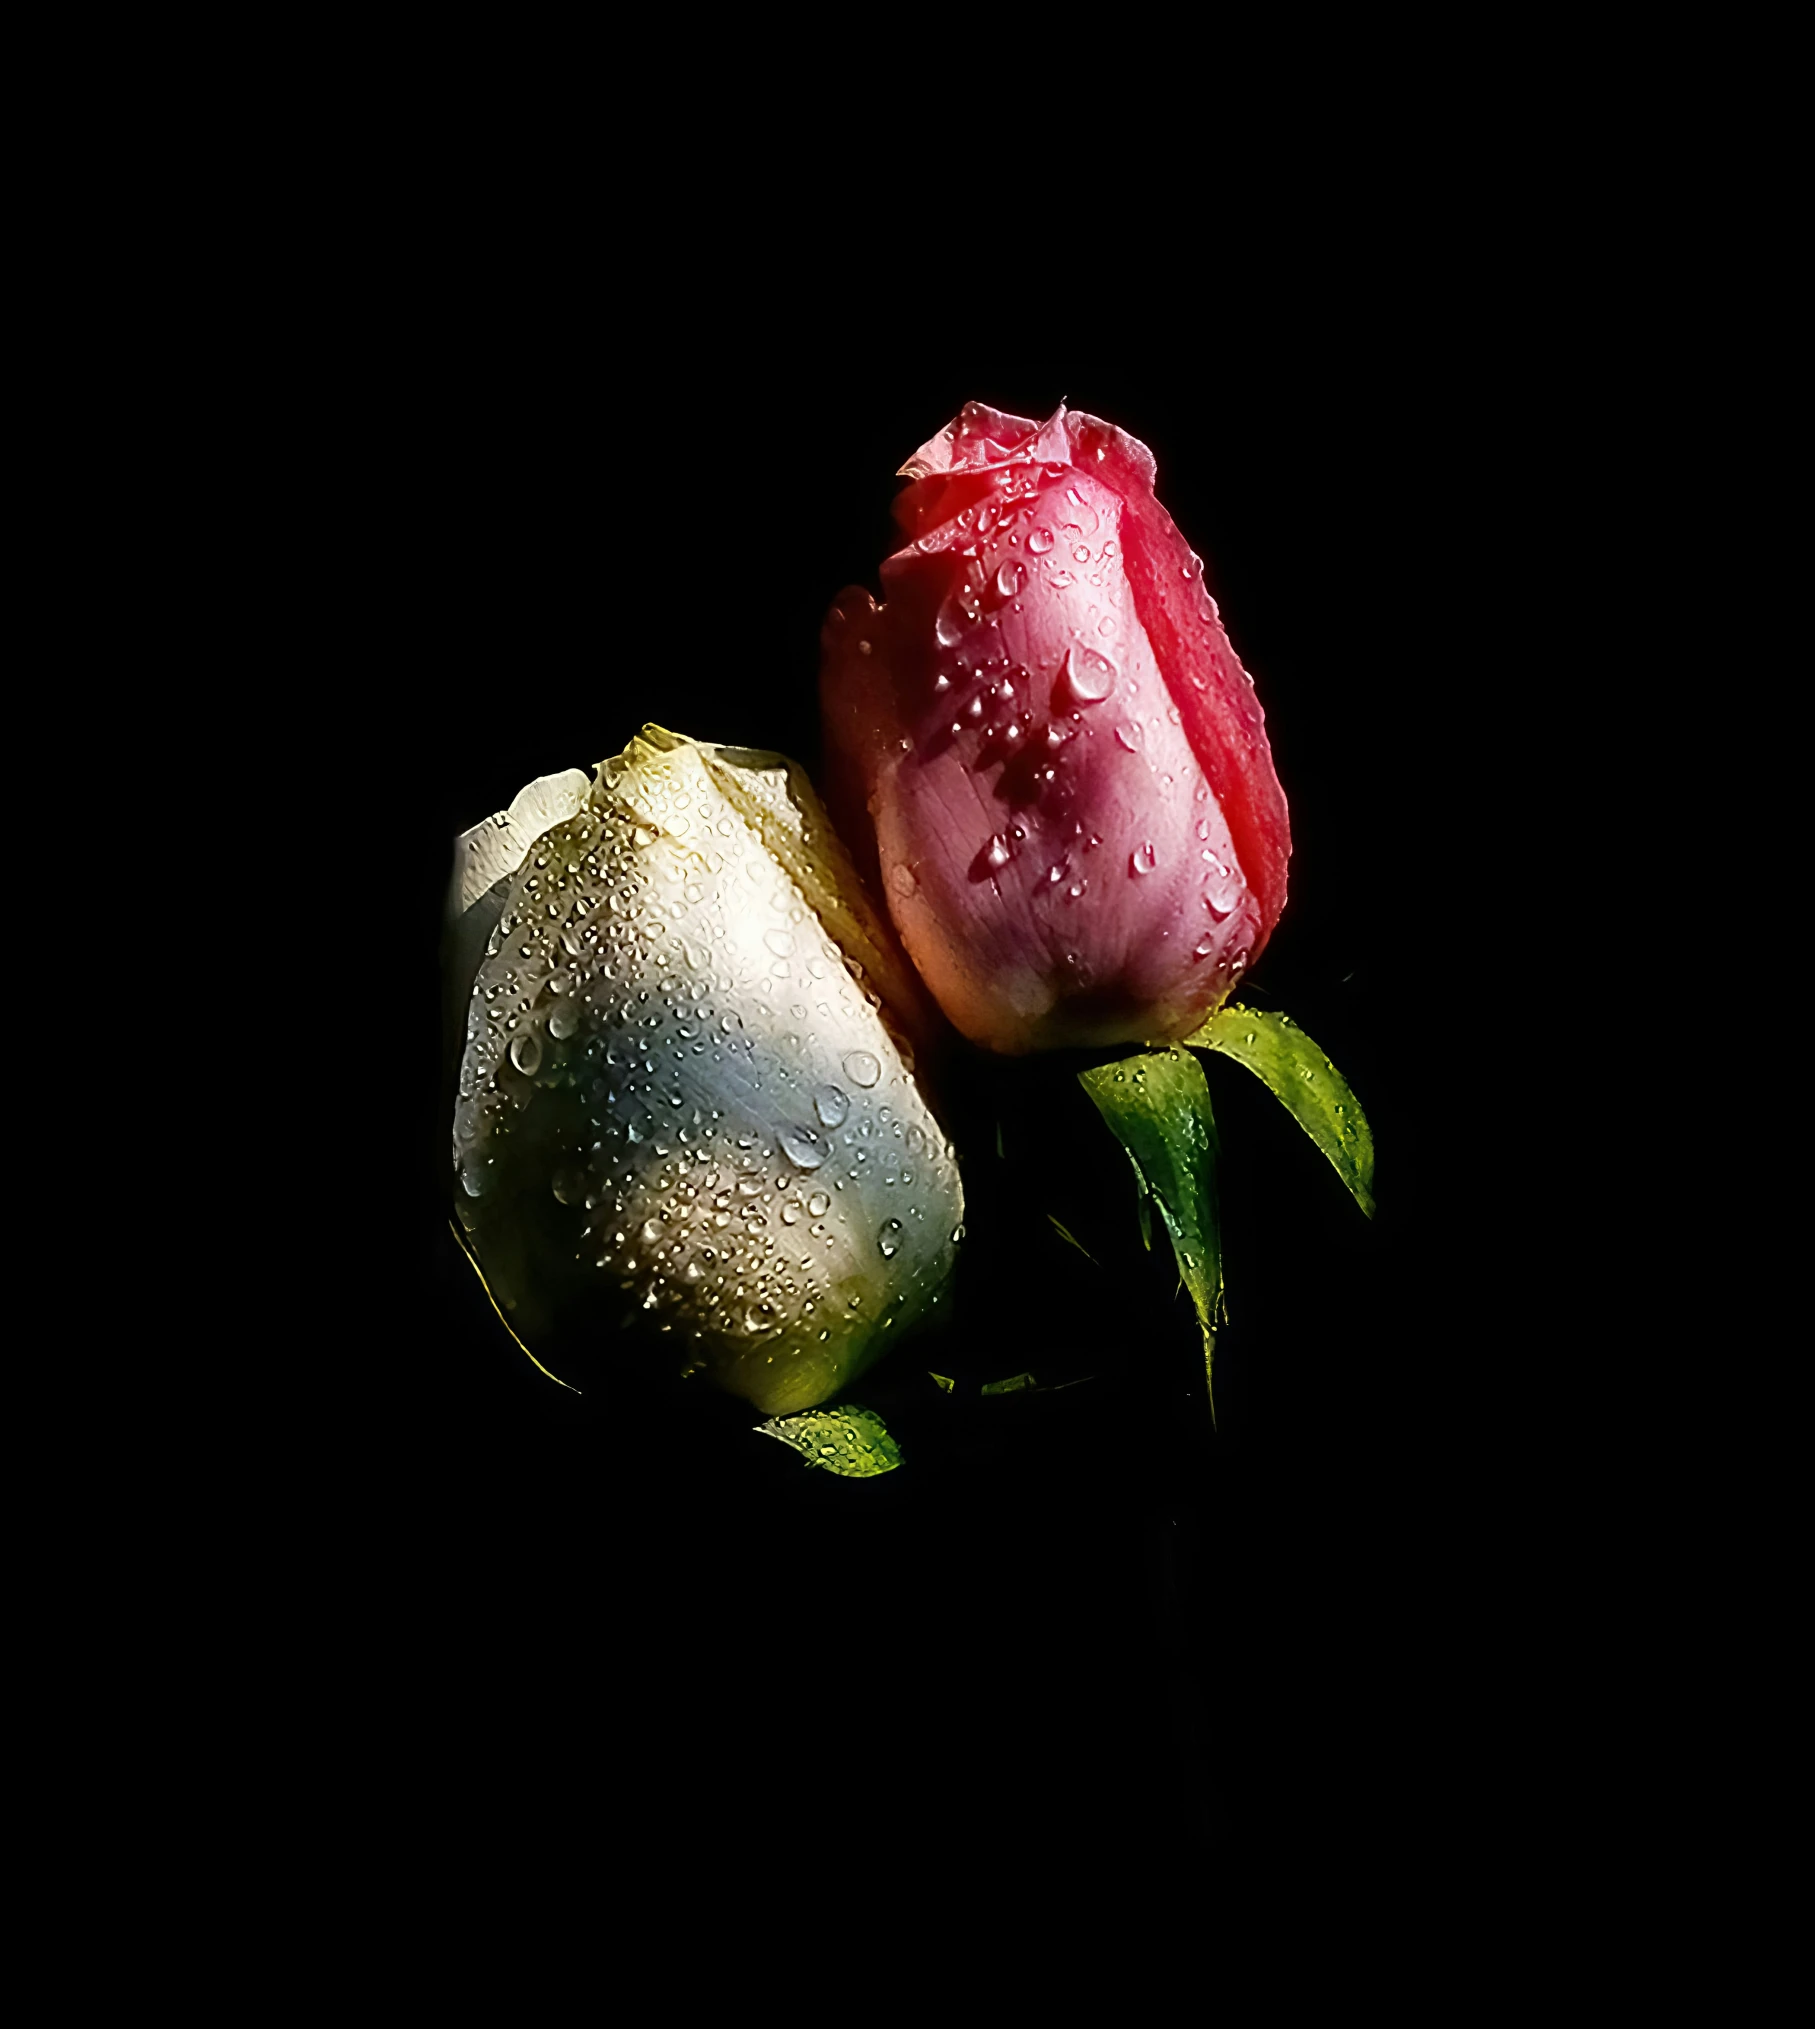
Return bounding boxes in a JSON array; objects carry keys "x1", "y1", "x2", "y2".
[
  {"x1": 449, "y1": 727, "x2": 963, "y2": 1416},
  {"x1": 821, "y1": 402, "x2": 1292, "y2": 1054}
]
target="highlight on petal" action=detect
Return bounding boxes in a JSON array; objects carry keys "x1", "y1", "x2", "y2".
[
  {"x1": 450, "y1": 728, "x2": 964, "y2": 1417},
  {"x1": 449, "y1": 769, "x2": 593, "y2": 919},
  {"x1": 445, "y1": 768, "x2": 593, "y2": 1075}
]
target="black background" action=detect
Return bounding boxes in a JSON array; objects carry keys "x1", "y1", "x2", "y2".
[{"x1": 308, "y1": 222, "x2": 1574, "y2": 1913}]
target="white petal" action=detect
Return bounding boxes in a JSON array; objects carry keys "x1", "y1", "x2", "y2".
[{"x1": 448, "y1": 769, "x2": 592, "y2": 920}]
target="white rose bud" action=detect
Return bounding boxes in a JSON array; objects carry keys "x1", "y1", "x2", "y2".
[{"x1": 448, "y1": 726, "x2": 965, "y2": 1416}]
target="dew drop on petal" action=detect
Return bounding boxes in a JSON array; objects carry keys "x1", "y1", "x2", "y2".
[
  {"x1": 843, "y1": 1050, "x2": 881, "y2": 1088},
  {"x1": 808, "y1": 1190, "x2": 831, "y2": 1217},
  {"x1": 813, "y1": 1084, "x2": 850, "y2": 1128},
  {"x1": 1131, "y1": 842, "x2": 1158, "y2": 877},
  {"x1": 1115, "y1": 721, "x2": 1145, "y2": 752},
  {"x1": 779, "y1": 1126, "x2": 828, "y2": 1171},
  {"x1": 1059, "y1": 644, "x2": 1115, "y2": 706},
  {"x1": 548, "y1": 1003, "x2": 579, "y2": 1040},
  {"x1": 509, "y1": 1032, "x2": 543, "y2": 1075},
  {"x1": 877, "y1": 1219, "x2": 903, "y2": 1259},
  {"x1": 1029, "y1": 528, "x2": 1054, "y2": 554}
]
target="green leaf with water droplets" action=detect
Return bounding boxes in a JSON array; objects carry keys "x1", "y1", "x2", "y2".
[
  {"x1": 756, "y1": 1404, "x2": 902, "y2": 1477},
  {"x1": 1182, "y1": 1005, "x2": 1375, "y2": 1218},
  {"x1": 1079, "y1": 1047, "x2": 1224, "y2": 1380}
]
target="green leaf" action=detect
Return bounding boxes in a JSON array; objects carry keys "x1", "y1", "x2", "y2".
[
  {"x1": 756, "y1": 1404, "x2": 902, "y2": 1477},
  {"x1": 1079, "y1": 1047, "x2": 1224, "y2": 1383},
  {"x1": 1047, "y1": 1214, "x2": 1098, "y2": 1265},
  {"x1": 979, "y1": 1372, "x2": 1037, "y2": 1396},
  {"x1": 1183, "y1": 1004, "x2": 1376, "y2": 1218}
]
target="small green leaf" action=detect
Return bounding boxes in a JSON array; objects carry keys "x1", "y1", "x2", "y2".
[
  {"x1": 980, "y1": 1372, "x2": 1037, "y2": 1395},
  {"x1": 1047, "y1": 1214, "x2": 1098, "y2": 1265},
  {"x1": 1080, "y1": 1047, "x2": 1224, "y2": 1383},
  {"x1": 928, "y1": 1372, "x2": 956, "y2": 1394},
  {"x1": 1183, "y1": 1004, "x2": 1375, "y2": 1218},
  {"x1": 756, "y1": 1404, "x2": 902, "y2": 1476}
]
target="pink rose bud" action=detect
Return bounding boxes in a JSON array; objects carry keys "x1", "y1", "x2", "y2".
[{"x1": 821, "y1": 402, "x2": 1292, "y2": 1054}]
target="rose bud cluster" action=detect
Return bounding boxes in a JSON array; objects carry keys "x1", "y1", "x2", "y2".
[
  {"x1": 821, "y1": 403, "x2": 1291, "y2": 1054},
  {"x1": 448, "y1": 727, "x2": 963, "y2": 1417}
]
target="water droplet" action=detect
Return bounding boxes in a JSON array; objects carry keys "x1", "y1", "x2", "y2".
[
  {"x1": 1115, "y1": 721, "x2": 1145, "y2": 752},
  {"x1": 548, "y1": 1002, "x2": 580, "y2": 1040},
  {"x1": 640, "y1": 1218, "x2": 664, "y2": 1246},
  {"x1": 1131, "y1": 842, "x2": 1158, "y2": 876},
  {"x1": 813, "y1": 1084, "x2": 850, "y2": 1128},
  {"x1": 808, "y1": 1190, "x2": 831, "y2": 1217},
  {"x1": 984, "y1": 832, "x2": 1013, "y2": 872},
  {"x1": 877, "y1": 1219, "x2": 903, "y2": 1259},
  {"x1": 781, "y1": 1201, "x2": 800, "y2": 1225},
  {"x1": 935, "y1": 606, "x2": 966, "y2": 648},
  {"x1": 763, "y1": 929, "x2": 794, "y2": 957},
  {"x1": 509, "y1": 1033, "x2": 543, "y2": 1076},
  {"x1": 1058, "y1": 644, "x2": 1115, "y2": 706},
  {"x1": 996, "y1": 559, "x2": 1024, "y2": 598},
  {"x1": 1029, "y1": 528, "x2": 1054, "y2": 555},
  {"x1": 779, "y1": 1125, "x2": 828, "y2": 1171},
  {"x1": 552, "y1": 1166, "x2": 587, "y2": 1204},
  {"x1": 1202, "y1": 855, "x2": 1241, "y2": 918},
  {"x1": 841, "y1": 1050, "x2": 881, "y2": 1089}
]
